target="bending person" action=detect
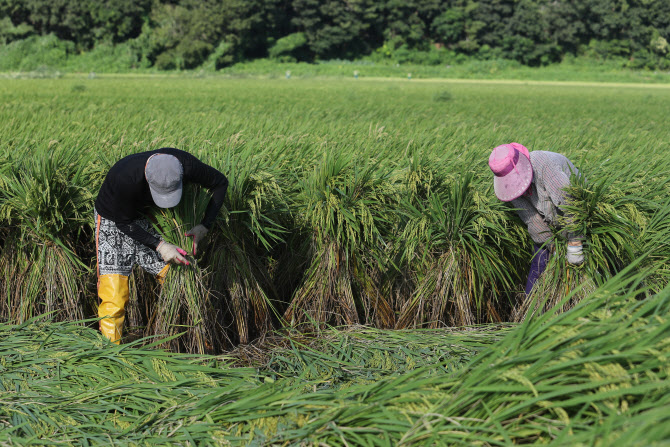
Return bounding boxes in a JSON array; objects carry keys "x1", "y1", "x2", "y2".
[
  {"x1": 94, "y1": 148, "x2": 228, "y2": 343},
  {"x1": 488, "y1": 143, "x2": 583, "y2": 295}
]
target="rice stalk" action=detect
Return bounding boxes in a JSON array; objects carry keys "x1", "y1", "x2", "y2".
[
  {"x1": 395, "y1": 262, "x2": 669, "y2": 446},
  {"x1": 380, "y1": 150, "x2": 452, "y2": 323},
  {"x1": 284, "y1": 151, "x2": 396, "y2": 329},
  {"x1": 396, "y1": 172, "x2": 525, "y2": 328},
  {"x1": 0, "y1": 264, "x2": 667, "y2": 445},
  {"x1": 636, "y1": 198, "x2": 670, "y2": 290},
  {"x1": 203, "y1": 147, "x2": 289, "y2": 344},
  {"x1": 0, "y1": 148, "x2": 99, "y2": 323},
  {"x1": 514, "y1": 175, "x2": 645, "y2": 321},
  {"x1": 511, "y1": 254, "x2": 599, "y2": 322},
  {"x1": 146, "y1": 185, "x2": 229, "y2": 354}
]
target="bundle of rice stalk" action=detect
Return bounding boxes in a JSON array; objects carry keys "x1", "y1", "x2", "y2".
[
  {"x1": 396, "y1": 172, "x2": 526, "y2": 328},
  {"x1": 565, "y1": 176, "x2": 646, "y2": 274},
  {"x1": 512, "y1": 250, "x2": 599, "y2": 322},
  {"x1": 381, "y1": 150, "x2": 452, "y2": 315},
  {"x1": 284, "y1": 151, "x2": 396, "y2": 329},
  {"x1": 144, "y1": 185, "x2": 229, "y2": 354},
  {"x1": 513, "y1": 175, "x2": 644, "y2": 321},
  {"x1": 204, "y1": 149, "x2": 289, "y2": 345},
  {"x1": 0, "y1": 148, "x2": 98, "y2": 323}
]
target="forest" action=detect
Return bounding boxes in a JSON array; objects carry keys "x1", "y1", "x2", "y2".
[{"x1": 1, "y1": 0, "x2": 669, "y2": 71}]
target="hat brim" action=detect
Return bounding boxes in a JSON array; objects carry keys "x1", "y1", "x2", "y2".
[
  {"x1": 493, "y1": 155, "x2": 533, "y2": 202},
  {"x1": 150, "y1": 182, "x2": 183, "y2": 208}
]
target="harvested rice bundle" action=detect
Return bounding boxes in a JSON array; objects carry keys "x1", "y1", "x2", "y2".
[
  {"x1": 514, "y1": 175, "x2": 645, "y2": 321},
  {"x1": 396, "y1": 172, "x2": 526, "y2": 327},
  {"x1": 146, "y1": 185, "x2": 229, "y2": 354},
  {"x1": 0, "y1": 148, "x2": 100, "y2": 323},
  {"x1": 205, "y1": 148, "x2": 289, "y2": 344},
  {"x1": 284, "y1": 151, "x2": 396, "y2": 329}
]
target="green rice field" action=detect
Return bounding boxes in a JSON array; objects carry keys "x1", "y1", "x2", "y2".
[{"x1": 0, "y1": 75, "x2": 669, "y2": 445}]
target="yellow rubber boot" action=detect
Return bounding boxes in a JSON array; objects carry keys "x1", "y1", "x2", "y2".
[{"x1": 98, "y1": 274, "x2": 130, "y2": 344}]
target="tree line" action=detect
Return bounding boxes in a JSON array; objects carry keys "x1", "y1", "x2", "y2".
[{"x1": 1, "y1": 0, "x2": 669, "y2": 70}]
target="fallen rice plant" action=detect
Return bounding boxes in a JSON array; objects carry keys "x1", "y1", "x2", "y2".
[{"x1": 0, "y1": 265, "x2": 667, "y2": 445}]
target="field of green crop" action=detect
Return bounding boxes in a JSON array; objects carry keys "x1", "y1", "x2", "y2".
[{"x1": 0, "y1": 75, "x2": 669, "y2": 444}]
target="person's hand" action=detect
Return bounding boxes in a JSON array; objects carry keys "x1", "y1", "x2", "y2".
[
  {"x1": 567, "y1": 241, "x2": 584, "y2": 265},
  {"x1": 156, "y1": 241, "x2": 190, "y2": 265},
  {"x1": 185, "y1": 224, "x2": 208, "y2": 255}
]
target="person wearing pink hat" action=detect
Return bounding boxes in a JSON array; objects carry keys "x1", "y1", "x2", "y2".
[{"x1": 488, "y1": 143, "x2": 583, "y2": 295}]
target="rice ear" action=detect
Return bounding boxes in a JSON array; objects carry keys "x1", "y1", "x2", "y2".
[
  {"x1": 284, "y1": 152, "x2": 395, "y2": 329},
  {"x1": 0, "y1": 148, "x2": 97, "y2": 324}
]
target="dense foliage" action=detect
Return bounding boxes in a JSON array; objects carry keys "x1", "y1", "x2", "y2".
[{"x1": 0, "y1": 0, "x2": 669, "y2": 70}]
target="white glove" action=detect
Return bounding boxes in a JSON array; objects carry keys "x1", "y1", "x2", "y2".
[
  {"x1": 156, "y1": 241, "x2": 189, "y2": 265},
  {"x1": 185, "y1": 224, "x2": 208, "y2": 255},
  {"x1": 567, "y1": 243, "x2": 584, "y2": 265}
]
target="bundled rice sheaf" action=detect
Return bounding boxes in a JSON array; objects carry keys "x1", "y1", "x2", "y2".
[
  {"x1": 123, "y1": 146, "x2": 290, "y2": 351},
  {"x1": 141, "y1": 185, "x2": 229, "y2": 354},
  {"x1": 205, "y1": 147, "x2": 290, "y2": 345},
  {"x1": 0, "y1": 148, "x2": 101, "y2": 324},
  {"x1": 513, "y1": 175, "x2": 648, "y2": 321},
  {"x1": 284, "y1": 151, "x2": 397, "y2": 329},
  {"x1": 395, "y1": 171, "x2": 527, "y2": 327}
]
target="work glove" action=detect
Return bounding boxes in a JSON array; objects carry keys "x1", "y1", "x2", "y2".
[
  {"x1": 566, "y1": 242, "x2": 584, "y2": 265},
  {"x1": 185, "y1": 224, "x2": 208, "y2": 255},
  {"x1": 156, "y1": 241, "x2": 190, "y2": 265}
]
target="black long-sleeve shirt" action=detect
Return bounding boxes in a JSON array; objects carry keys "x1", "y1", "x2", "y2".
[{"x1": 95, "y1": 148, "x2": 228, "y2": 250}]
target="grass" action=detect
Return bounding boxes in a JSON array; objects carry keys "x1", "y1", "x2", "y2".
[
  {"x1": 3, "y1": 38, "x2": 670, "y2": 85},
  {"x1": 218, "y1": 57, "x2": 670, "y2": 84}
]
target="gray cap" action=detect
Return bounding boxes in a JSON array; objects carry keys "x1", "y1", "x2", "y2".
[{"x1": 145, "y1": 153, "x2": 183, "y2": 208}]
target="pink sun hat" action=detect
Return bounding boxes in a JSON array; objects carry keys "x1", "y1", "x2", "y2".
[{"x1": 488, "y1": 142, "x2": 533, "y2": 202}]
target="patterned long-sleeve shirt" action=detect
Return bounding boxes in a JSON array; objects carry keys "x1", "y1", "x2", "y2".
[{"x1": 510, "y1": 151, "x2": 579, "y2": 244}]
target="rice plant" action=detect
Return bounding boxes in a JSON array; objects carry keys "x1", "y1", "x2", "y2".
[
  {"x1": 0, "y1": 147, "x2": 99, "y2": 323},
  {"x1": 395, "y1": 172, "x2": 526, "y2": 327},
  {"x1": 2, "y1": 263, "x2": 666, "y2": 445},
  {"x1": 636, "y1": 198, "x2": 670, "y2": 289},
  {"x1": 394, "y1": 263, "x2": 669, "y2": 446},
  {"x1": 0, "y1": 76, "x2": 668, "y2": 349},
  {"x1": 284, "y1": 151, "x2": 397, "y2": 329},
  {"x1": 145, "y1": 185, "x2": 229, "y2": 354},
  {"x1": 513, "y1": 174, "x2": 646, "y2": 320},
  {"x1": 380, "y1": 149, "x2": 451, "y2": 316},
  {"x1": 204, "y1": 146, "x2": 290, "y2": 344},
  {"x1": 230, "y1": 324, "x2": 511, "y2": 386}
]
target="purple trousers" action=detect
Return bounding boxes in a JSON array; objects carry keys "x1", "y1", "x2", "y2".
[{"x1": 525, "y1": 243, "x2": 550, "y2": 295}]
